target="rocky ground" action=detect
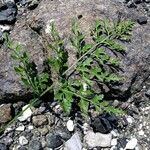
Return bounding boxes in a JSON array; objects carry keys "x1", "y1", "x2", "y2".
[{"x1": 0, "y1": 0, "x2": 150, "y2": 150}]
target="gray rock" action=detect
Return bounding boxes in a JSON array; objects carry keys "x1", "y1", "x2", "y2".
[
  {"x1": 84, "y1": 131, "x2": 112, "y2": 148},
  {"x1": 137, "y1": 16, "x2": 148, "y2": 24},
  {"x1": 145, "y1": 0, "x2": 150, "y2": 3},
  {"x1": 32, "y1": 115, "x2": 48, "y2": 127},
  {"x1": 55, "y1": 127, "x2": 71, "y2": 141},
  {"x1": 27, "y1": 0, "x2": 40, "y2": 10},
  {"x1": 18, "y1": 147, "x2": 27, "y2": 150},
  {"x1": 21, "y1": 131, "x2": 33, "y2": 140},
  {"x1": 38, "y1": 126, "x2": 49, "y2": 136},
  {"x1": 4, "y1": 0, "x2": 15, "y2": 3},
  {"x1": 19, "y1": 0, "x2": 28, "y2": 6},
  {"x1": 127, "y1": 1, "x2": 136, "y2": 7},
  {"x1": 0, "y1": 143, "x2": 8, "y2": 150},
  {"x1": 112, "y1": 0, "x2": 125, "y2": 3},
  {"x1": 0, "y1": 104, "x2": 12, "y2": 124},
  {"x1": 116, "y1": 138, "x2": 128, "y2": 149},
  {"x1": 46, "y1": 133, "x2": 63, "y2": 149},
  {"x1": 133, "y1": 0, "x2": 141, "y2": 4},
  {"x1": 145, "y1": 88, "x2": 150, "y2": 98},
  {"x1": 0, "y1": 2, "x2": 17, "y2": 24},
  {"x1": 1, "y1": 136, "x2": 13, "y2": 146},
  {"x1": 29, "y1": 140, "x2": 42, "y2": 150}
]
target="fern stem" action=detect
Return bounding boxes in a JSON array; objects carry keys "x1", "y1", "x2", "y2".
[
  {"x1": 62, "y1": 36, "x2": 110, "y2": 76},
  {"x1": 0, "y1": 84, "x2": 54, "y2": 134}
]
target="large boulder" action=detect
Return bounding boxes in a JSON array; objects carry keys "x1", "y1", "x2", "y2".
[{"x1": 0, "y1": 0, "x2": 149, "y2": 103}]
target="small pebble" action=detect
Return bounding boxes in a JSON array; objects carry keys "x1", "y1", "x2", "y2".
[
  {"x1": 111, "y1": 130, "x2": 118, "y2": 137},
  {"x1": 29, "y1": 140, "x2": 42, "y2": 150},
  {"x1": 28, "y1": 125, "x2": 34, "y2": 130},
  {"x1": 125, "y1": 138, "x2": 137, "y2": 150},
  {"x1": 111, "y1": 139, "x2": 117, "y2": 146},
  {"x1": 67, "y1": 120, "x2": 74, "y2": 132},
  {"x1": 16, "y1": 125, "x2": 25, "y2": 131},
  {"x1": 138, "y1": 130, "x2": 144, "y2": 136},
  {"x1": 137, "y1": 16, "x2": 147, "y2": 24},
  {"x1": 126, "y1": 116, "x2": 133, "y2": 124},
  {"x1": 133, "y1": 0, "x2": 141, "y2": 4},
  {"x1": 19, "y1": 136, "x2": 28, "y2": 146},
  {"x1": 18, "y1": 105, "x2": 32, "y2": 122},
  {"x1": 139, "y1": 124, "x2": 143, "y2": 130}
]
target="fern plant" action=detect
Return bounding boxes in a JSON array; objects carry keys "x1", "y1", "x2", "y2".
[
  {"x1": 7, "y1": 18, "x2": 134, "y2": 117},
  {"x1": 47, "y1": 19, "x2": 134, "y2": 115},
  {"x1": 5, "y1": 35, "x2": 51, "y2": 98}
]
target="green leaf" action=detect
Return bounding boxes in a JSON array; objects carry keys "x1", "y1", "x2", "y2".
[
  {"x1": 92, "y1": 94, "x2": 104, "y2": 112},
  {"x1": 21, "y1": 77, "x2": 30, "y2": 87},
  {"x1": 14, "y1": 66, "x2": 24, "y2": 74},
  {"x1": 79, "y1": 99, "x2": 89, "y2": 114},
  {"x1": 56, "y1": 88, "x2": 74, "y2": 114},
  {"x1": 105, "y1": 73, "x2": 121, "y2": 82}
]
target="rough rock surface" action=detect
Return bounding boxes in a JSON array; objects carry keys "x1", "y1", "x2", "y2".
[
  {"x1": 32, "y1": 115, "x2": 48, "y2": 127},
  {"x1": 0, "y1": 0, "x2": 149, "y2": 103},
  {"x1": 0, "y1": 104, "x2": 12, "y2": 124},
  {"x1": 84, "y1": 131, "x2": 112, "y2": 148}
]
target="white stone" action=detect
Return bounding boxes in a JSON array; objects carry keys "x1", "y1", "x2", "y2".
[
  {"x1": 144, "y1": 106, "x2": 150, "y2": 111},
  {"x1": 0, "y1": 25, "x2": 11, "y2": 32},
  {"x1": 16, "y1": 125, "x2": 25, "y2": 131},
  {"x1": 55, "y1": 105, "x2": 61, "y2": 109},
  {"x1": 139, "y1": 124, "x2": 143, "y2": 130},
  {"x1": 82, "y1": 148, "x2": 87, "y2": 150},
  {"x1": 28, "y1": 125, "x2": 34, "y2": 130},
  {"x1": 111, "y1": 139, "x2": 117, "y2": 146},
  {"x1": 67, "y1": 120, "x2": 74, "y2": 131},
  {"x1": 110, "y1": 146, "x2": 115, "y2": 150},
  {"x1": 84, "y1": 130, "x2": 112, "y2": 148},
  {"x1": 135, "y1": 146, "x2": 139, "y2": 150},
  {"x1": 138, "y1": 130, "x2": 144, "y2": 136},
  {"x1": 5, "y1": 127, "x2": 13, "y2": 133},
  {"x1": 65, "y1": 132, "x2": 82, "y2": 150},
  {"x1": 12, "y1": 145, "x2": 21, "y2": 150},
  {"x1": 126, "y1": 116, "x2": 133, "y2": 124},
  {"x1": 18, "y1": 105, "x2": 32, "y2": 122},
  {"x1": 143, "y1": 121, "x2": 146, "y2": 126},
  {"x1": 143, "y1": 86, "x2": 146, "y2": 89},
  {"x1": 125, "y1": 138, "x2": 138, "y2": 150},
  {"x1": 111, "y1": 130, "x2": 118, "y2": 137},
  {"x1": 19, "y1": 136, "x2": 28, "y2": 146},
  {"x1": 82, "y1": 123, "x2": 89, "y2": 134}
]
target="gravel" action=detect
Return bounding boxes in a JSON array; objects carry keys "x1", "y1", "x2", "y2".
[
  {"x1": 0, "y1": 143, "x2": 8, "y2": 150},
  {"x1": 46, "y1": 133, "x2": 63, "y2": 149},
  {"x1": 28, "y1": 140, "x2": 42, "y2": 150}
]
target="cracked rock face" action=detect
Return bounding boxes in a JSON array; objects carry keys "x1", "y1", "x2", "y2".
[{"x1": 0, "y1": 0, "x2": 149, "y2": 102}]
